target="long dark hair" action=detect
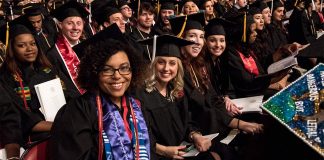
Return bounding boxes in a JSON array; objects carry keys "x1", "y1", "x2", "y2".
[{"x1": 2, "y1": 34, "x2": 52, "y2": 75}]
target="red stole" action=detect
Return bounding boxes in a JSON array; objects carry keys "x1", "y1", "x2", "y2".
[
  {"x1": 237, "y1": 50, "x2": 259, "y2": 76},
  {"x1": 55, "y1": 35, "x2": 85, "y2": 94}
]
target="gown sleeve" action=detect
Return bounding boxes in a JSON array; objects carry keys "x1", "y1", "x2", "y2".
[{"x1": 48, "y1": 95, "x2": 99, "y2": 160}]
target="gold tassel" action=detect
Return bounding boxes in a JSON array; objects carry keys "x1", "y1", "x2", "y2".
[
  {"x1": 157, "y1": 0, "x2": 160, "y2": 15},
  {"x1": 5, "y1": 22, "x2": 9, "y2": 52},
  {"x1": 137, "y1": 0, "x2": 141, "y2": 18},
  {"x1": 177, "y1": 15, "x2": 188, "y2": 37},
  {"x1": 176, "y1": 4, "x2": 179, "y2": 15},
  {"x1": 242, "y1": 13, "x2": 247, "y2": 43}
]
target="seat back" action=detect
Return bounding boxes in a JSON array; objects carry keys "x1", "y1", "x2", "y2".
[{"x1": 21, "y1": 138, "x2": 49, "y2": 160}]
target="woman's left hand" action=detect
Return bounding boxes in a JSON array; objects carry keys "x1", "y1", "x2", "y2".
[
  {"x1": 192, "y1": 134, "x2": 212, "y2": 152},
  {"x1": 224, "y1": 97, "x2": 242, "y2": 116}
]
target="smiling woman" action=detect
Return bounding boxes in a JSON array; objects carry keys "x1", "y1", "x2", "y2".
[
  {"x1": 0, "y1": 22, "x2": 79, "y2": 160},
  {"x1": 48, "y1": 37, "x2": 150, "y2": 160}
]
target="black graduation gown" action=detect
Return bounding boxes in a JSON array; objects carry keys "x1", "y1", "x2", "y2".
[
  {"x1": 226, "y1": 46, "x2": 271, "y2": 98},
  {"x1": 288, "y1": 8, "x2": 316, "y2": 45},
  {"x1": 183, "y1": 70, "x2": 233, "y2": 139},
  {"x1": 46, "y1": 46, "x2": 78, "y2": 89},
  {"x1": 0, "y1": 83, "x2": 43, "y2": 146},
  {"x1": 128, "y1": 28, "x2": 153, "y2": 64},
  {"x1": 136, "y1": 88, "x2": 191, "y2": 159},
  {"x1": 34, "y1": 29, "x2": 55, "y2": 54},
  {"x1": 0, "y1": 65, "x2": 79, "y2": 146},
  {"x1": 267, "y1": 21, "x2": 288, "y2": 51},
  {"x1": 48, "y1": 93, "x2": 101, "y2": 160},
  {"x1": 205, "y1": 52, "x2": 234, "y2": 98}
]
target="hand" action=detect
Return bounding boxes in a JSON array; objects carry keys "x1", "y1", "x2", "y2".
[
  {"x1": 192, "y1": 134, "x2": 212, "y2": 152},
  {"x1": 160, "y1": 145, "x2": 186, "y2": 159},
  {"x1": 224, "y1": 97, "x2": 242, "y2": 116},
  {"x1": 240, "y1": 121, "x2": 264, "y2": 135}
]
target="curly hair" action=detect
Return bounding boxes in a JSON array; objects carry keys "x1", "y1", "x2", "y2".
[
  {"x1": 144, "y1": 57, "x2": 184, "y2": 101},
  {"x1": 77, "y1": 39, "x2": 145, "y2": 93}
]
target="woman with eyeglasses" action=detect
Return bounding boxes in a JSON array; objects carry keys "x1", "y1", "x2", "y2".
[{"x1": 48, "y1": 38, "x2": 150, "y2": 160}]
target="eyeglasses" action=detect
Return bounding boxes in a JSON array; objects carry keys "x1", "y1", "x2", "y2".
[{"x1": 101, "y1": 65, "x2": 132, "y2": 76}]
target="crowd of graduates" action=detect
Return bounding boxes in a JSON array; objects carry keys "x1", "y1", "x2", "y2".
[{"x1": 0, "y1": 0, "x2": 323, "y2": 160}]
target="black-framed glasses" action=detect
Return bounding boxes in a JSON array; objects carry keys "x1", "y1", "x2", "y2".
[{"x1": 101, "y1": 65, "x2": 132, "y2": 76}]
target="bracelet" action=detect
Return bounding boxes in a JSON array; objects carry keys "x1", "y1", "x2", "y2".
[
  {"x1": 7, "y1": 157, "x2": 20, "y2": 160},
  {"x1": 237, "y1": 119, "x2": 240, "y2": 129}
]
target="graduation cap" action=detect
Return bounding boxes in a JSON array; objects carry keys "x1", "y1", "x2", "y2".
[
  {"x1": 116, "y1": 0, "x2": 130, "y2": 9},
  {"x1": 160, "y1": 0, "x2": 180, "y2": 10},
  {"x1": 51, "y1": 0, "x2": 89, "y2": 22},
  {"x1": 267, "y1": 0, "x2": 284, "y2": 14},
  {"x1": 138, "y1": 34, "x2": 195, "y2": 61},
  {"x1": 0, "y1": 15, "x2": 34, "y2": 49},
  {"x1": 92, "y1": 6, "x2": 120, "y2": 25},
  {"x1": 224, "y1": 11, "x2": 254, "y2": 43},
  {"x1": 23, "y1": 3, "x2": 44, "y2": 16},
  {"x1": 297, "y1": 35, "x2": 324, "y2": 58},
  {"x1": 205, "y1": 18, "x2": 234, "y2": 38},
  {"x1": 73, "y1": 23, "x2": 127, "y2": 58},
  {"x1": 179, "y1": 0, "x2": 200, "y2": 10},
  {"x1": 169, "y1": 11, "x2": 205, "y2": 37},
  {"x1": 250, "y1": 0, "x2": 269, "y2": 11}
]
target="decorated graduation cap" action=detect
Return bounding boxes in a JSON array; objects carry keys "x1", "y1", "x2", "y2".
[
  {"x1": 51, "y1": 0, "x2": 89, "y2": 22},
  {"x1": 0, "y1": 15, "x2": 34, "y2": 50},
  {"x1": 205, "y1": 18, "x2": 234, "y2": 38},
  {"x1": 169, "y1": 11, "x2": 206, "y2": 37},
  {"x1": 138, "y1": 34, "x2": 194, "y2": 60},
  {"x1": 73, "y1": 23, "x2": 127, "y2": 58}
]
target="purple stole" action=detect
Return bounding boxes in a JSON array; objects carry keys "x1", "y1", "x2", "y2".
[{"x1": 99, "y1": 95, "x2": 150, "y2": 160}]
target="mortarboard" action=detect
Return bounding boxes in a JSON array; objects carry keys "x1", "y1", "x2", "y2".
[
  {"x1": 73, "y1": 23, "x2": 127, "y2": 58},
  {"x1": 250, "y1": 0, "x2": 269, "y2": 11},
  {"x1": 205, "y1": 18, "x2": 234, "y2": 38},
  {"x1": 267, "y1": 0, "x2": 284, "y2": 14},
  {"x1": 51, "y1": 0, "x2": 89, "y2": 22},
  {"x1": 23, "y1": 3, "x2": 44, "y2": 16},
  {"x1": 224, "y1": 11, "x2": 254, "y2": 43},
  {"x1": 116, "y1": 0, "x2": 130, "y2": 9},
  {"x1": 297, "y1": 35, "x2": 324, "y2": 58},
  {"x1": 0, "y1": 15, "x2": 34, "y2": 50},
  {"x1": 160, "y1": 0, "x2": 180, "y2": 10},
  {"x1": 92, "y1": 6, "x2": 120, "y2": 25},
  {"x1": 138, "y1": 34, "x2": 195, "y2": 61},
  {"x1": 168, "y1": 11, "x2": 206, "y2": 37}
]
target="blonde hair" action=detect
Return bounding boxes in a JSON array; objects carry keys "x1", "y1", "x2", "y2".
[{"x1": 145, "y1": 57, "x2": 184, "y2": 101}]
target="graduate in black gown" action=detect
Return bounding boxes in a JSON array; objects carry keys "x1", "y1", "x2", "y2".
[
  {"x1": 152, "y1": 0, "x2": 177, "y2": 35},
  {"x1": 170, "y1": 12, "x2": 264, "y2": 160},
  {"x1": 0, "y1": 21, "x2": 79, "y2": 159},
  {"x1": 204, "y1": 18, "x2": 241, "y2": 116},
  {"x1": 48, "y1": 27, "x2": 150, "y2": 160},
  {"x1": 136, "y1": 35, "x2": 213, "y2": 159},
  {"x1": 24, "y1": 3, "x2": 55, "y2": 54},
  {"x1": 46, "y1": 1, "x2": 89, "y2": 94}
]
